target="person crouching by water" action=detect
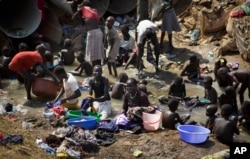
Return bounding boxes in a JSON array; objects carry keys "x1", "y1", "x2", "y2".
[
  {"x1": 88, "y1": 65, "x2": 111, "y2": 120},
  {"x1": 52, "y1": 66, "x2": 81, "y2": 110}
]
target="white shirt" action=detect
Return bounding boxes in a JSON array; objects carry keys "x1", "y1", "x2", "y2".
[
  {"x1": 120, "y1": 34, "x2": 136, "y2": 51},
  {"x1": 136, "y1": 20, "x2": 158, "y2": 44},
  {"x1": 63, "y1": 73, "x2": 79, "y2": 104}
]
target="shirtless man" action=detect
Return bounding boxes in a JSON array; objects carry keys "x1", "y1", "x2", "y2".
[{"x1": 72, "y1": 0, "x2": 105, "y2": 67}]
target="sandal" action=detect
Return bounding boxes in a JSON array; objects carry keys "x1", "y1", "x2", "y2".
[{"x1": 4, "y1": 116, "x2": 17, "y2": 122}]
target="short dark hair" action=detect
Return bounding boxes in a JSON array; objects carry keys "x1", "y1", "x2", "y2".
[
  {"x1": 120, "y1": 24, "x2": 130, "y2": 32},
  {"x1": 168, "y1": 99, "x2": 179, "y2": 112},
  {"x1": 204, "y1": 76, "x2": 213, "y2": 85},
  {"x1": 127, "y1": 78, "x2": 138, "y2": 86},
  {"x1": 35, "y1": 44, "x2": 46, "y2": 54},
  {"x1": 53, "y1": 66, "x2": 66, "y2": 75},
  {"x1": 118, "y1": 72, "x2": 129, "y2": 83},
  {"x1": 221, "y1": 104, "x2": 233, "y2": 117},
  {"x1": 189, "y1": 55, "x2": 197, "y2": 62},
  {"x1": 18, "y1": 42, "x2": 29, "y2": 51}
]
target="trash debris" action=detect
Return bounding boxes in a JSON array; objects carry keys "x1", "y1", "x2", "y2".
[{"x1": 133, "y1": 149, "x2": 143, "y2": 157}]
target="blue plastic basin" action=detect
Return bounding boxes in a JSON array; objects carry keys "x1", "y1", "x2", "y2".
[
  {"x1": 177, "y1": 125, "x2": 210, "y2": 144},
  {"x1": 66, "y1": 116, "x2": 97, "y2": 130}
]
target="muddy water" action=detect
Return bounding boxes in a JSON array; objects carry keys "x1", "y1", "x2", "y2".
[{"x1": 1, "y1": 51, "x2": 250, "y2": 143}]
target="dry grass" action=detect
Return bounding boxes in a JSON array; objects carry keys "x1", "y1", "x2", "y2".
[{"x1": 0, "y1": 114, "x2": 55, "y2": 159}]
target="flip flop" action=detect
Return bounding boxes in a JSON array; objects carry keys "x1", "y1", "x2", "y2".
[{"x1": 4, "y1": 116, "x2": 17, "y2": 122}]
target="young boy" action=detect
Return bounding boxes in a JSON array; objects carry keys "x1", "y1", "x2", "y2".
[
  {"x1": 217, "y1": 69, "x2": 250, "y2": 104},
  {"x1": 218, "y1": 86, "x2": 238, "y2": 115},
  {"x1": 71, "y1": 51, "x2": 93, "y2": 76},
  {"x1": 162, "y1": 99, "x2": 191, "y2": 130},
  {"x1": 200, "y1": 104, "x2": 218, "y2": 132},
  {"x1": 111, "y1": 72, "x2": 129, "y2": 99},
  {"x1": 138, "y1": 79, "x2": 149, "y2": 95},
  {"x1": 189, "y1": 76, "x2": 218, "y2": 111},
  {"x1": 238, "y1": 101, "x2": 250, "y2": 130},
  {"x1": 60, "y1": 38, "x2": 75, "y2": 65},
  {"x1": 105, "y1": 16, "x2": 120, "y2": 77},
  {"x1": 180, "y1": 55, "x2": 200, "y2": 82},
  {"x1": 213, "y1": 104, "x2": 240, "y2": 145},
  {"x1": 159, "y1": 76, "x2": 186, "y2": 104}
]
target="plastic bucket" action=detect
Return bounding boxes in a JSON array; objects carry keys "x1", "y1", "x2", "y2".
[
  {"x1": 142, "y1": 110, "x2": 162, "y2": 131},
  {"x1": 32, "y1": 78, "x2": 62, "y2": 98},
  {"x1": 177, "y1": 125, "x2": 210, "y2": 144},
  {"x1": 86, "y1": 111, "x2": 102, "y2": 122},
  {"x1": 66, "y1": 116, "x2": 97, "y2": 130},
  {"x1": 67, "y1": 110, "x2": 82, "y2": 119},
  {"x1": 0, "y1": 0, "x2": 42, "y2": 38}
]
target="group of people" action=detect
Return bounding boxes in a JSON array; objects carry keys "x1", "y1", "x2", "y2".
[{"x1": 1, "y1": 0, "x2": 250, "y2": 147}]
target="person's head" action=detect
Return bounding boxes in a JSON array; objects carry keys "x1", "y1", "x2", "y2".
[
  {"x1": 82, "y1": 0, "x2": 91, "y2": 7},
  {"x1": 144, "y1": 28, "x2": 154, "y2": 39},
  {"x1": 126, "y1": 78, "x2": 138, "y2": 94},
  {"x1": 168, "y1": 99, "x2": 179, "y2": 112},
  {"x1": 217, "y1": 67, "x2": 229, "y2": 80},
  {"x1": 93, "y1": 65, "x2": 103, "y2": 79},
  {"x1": 203, "y1": 76, "x2": 213, "y2": 89},
  {"x1": 76, "y1": 51, "x2": 85, "y2": 63},
  {"x1": 174, "y1": 76, "x2": 183, "y2": 85},
  {"x1": 189, "y1": 55, "x2": 197, "y2": 63},
  {"x1": 120, "y1": 24, "x2": 130, "y2": 36},
  {"x1": 106, "y1": 16, "x2": 115, "y2": 29},
  {"x1": 64, "y1": 38, "x2": 72, "y2": 48},
  {"x1": 118, "y1": 72, "x2": 129, "y2": 83},
  {"x1": 138, "y1": 84, "x2": 147, "y2": 94},
  {"x1": 1, "y1": 46, "x2": 11, "y2": 57},
  {"x1": 241, "y1": 101, "x2": 250, "y2": 121},
  {"x1": 139, "y1": 79, "x2": 148, "y2": 85},
  {"x1": 35, "y1": 44, "x2": 46, "y2": 56},
  {"x1": 221, "y1": 104, "x2": 233, "y2": 118},
  {"x1": 224, "y1": 86, "x2": 236, "y2": 96},
  {"x1": 44, "y1": 50, "x2": 53, "y2": 63},
  {"x1": 18, "y1": 42, "x2": 29, "y2": 51},
  {"x1": 206, "y1": 104, "x2": 218, "y2": 116},
  {"x1": 53, "y1": 66, "x2": 67, "y2": 81}
]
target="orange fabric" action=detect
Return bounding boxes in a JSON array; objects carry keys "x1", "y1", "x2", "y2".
[
  {"x1": 81, "y1": 6, "x2": 99, "y2": 22},
  {"x1": 9, "y1": 51, "x2": 43, "y2": 72}
]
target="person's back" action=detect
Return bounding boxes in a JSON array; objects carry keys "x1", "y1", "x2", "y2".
[
  {"x1": 180, "y1": 55, "x2": 200, "y2": 80},
  {"x1": 169, "y1": 76, "x2": 186, "y2": 98},
  {"x1": 202, "y1": 104, "x2": 218, "y2": 132},
  {"x1": 218, "y1": 86, "x2": 238, "y2": 114},
  {"x1": 204, "y1": 76, "x2": 218, "y2": 104},
  {"x1": 162, "y1": 99, "x2": 183, "y2": 130},
  {"x1": 239, "y1": 101, "x2": 250, "y2": 130},
  {"x1": 213, "y1": 104, "x2": 239, "y2": 145},
  {"x1": 61, "y1": 38, "x2": 75, "y2": 65},
  {"x1": 111, "y1": 72, "x2": 128, "y2": 99}
]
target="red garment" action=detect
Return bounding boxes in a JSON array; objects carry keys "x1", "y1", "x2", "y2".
[
  {"x1": 81, "y1": 6, "x2": 99, "y2": 21},
  {"x1": 9, "y1": 51, "x2": 43, "y2": 72},
  {"x1": 36, "y1": 0, "x2": 45, "y2": 21}
]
